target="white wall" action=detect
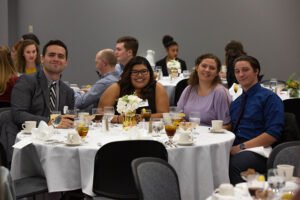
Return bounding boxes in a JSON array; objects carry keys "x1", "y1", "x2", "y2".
[{"x1": 9, "y1": 0, "x2": 300, "y2": 85}]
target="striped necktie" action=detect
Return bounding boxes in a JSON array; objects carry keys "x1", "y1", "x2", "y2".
[{"x1": 49, "y1": 82, "x2": 57, "y2": 112}]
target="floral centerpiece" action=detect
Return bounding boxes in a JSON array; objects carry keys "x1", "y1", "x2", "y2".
[
  {"x1": 286, "y1": 73, "x2": 300, "y2": 97},
  {"x1": 117, "y1": 94, "x2": 143, "y2": 128},
  {"x1": 167, "y1": 59, "x2": 181, "y2": 79}
]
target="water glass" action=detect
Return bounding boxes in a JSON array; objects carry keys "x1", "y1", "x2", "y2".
[
  {"x1": 103, "y1": 106, "x2": 115, "y2": 122},
  {"x1": 269, "y1": 78, "x2": 278, "y2": 92},
  {"x1": 268, "y1": 168, "x2": 285, "y2": 194},
  {"x1": 182, "y1": 70, "x2": 191, "y2": 78},
  {"x1": 92, "y1": 108, "x2": 104, "y2": 127},
  {"x1": 50, "y1": 110, "x2": 61, "y2": 128},
  {"x1": 151, "y1": 118, "x2": 163, "y2": 137}
]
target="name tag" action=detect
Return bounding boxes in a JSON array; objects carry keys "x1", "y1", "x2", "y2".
[{"x1": 138, "y1": 99, "x2": 149, "y2": 108}]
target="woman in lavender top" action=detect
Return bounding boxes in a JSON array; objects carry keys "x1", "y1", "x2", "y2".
[{"x1": 177, "y1": 53, "x2": 231, "y2": 129}]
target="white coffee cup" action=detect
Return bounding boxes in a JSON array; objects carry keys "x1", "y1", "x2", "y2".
[
  {"x1": 277, "y1": 164, "x2": 294, "y2": 181},
  {"x1": 216, "y1": 183, "x2": 234, "y2": 196},
  {"x1": 179, "y1": 132, "x2": 193, "y2": 143},
  {"x1": 67, "y1": 131, "x2": 81, "y2": 144},
  {"x1": 211, "y1": 120, "x2": 223, "y2": 131},
  {"x1": 22, "y1": 121, "x2": 37, "y2": 132}
]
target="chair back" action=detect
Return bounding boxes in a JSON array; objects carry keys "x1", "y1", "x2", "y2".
[
  {"x1": 174, "y1": 79, "x2": 188, "y2": 106},
  {"x1": 93, "y1": 140, "x2": 168, "y2": 199},
  {"x1": 283, "y1": 99, "x2": 300, "y2": 129},
  {"x1": 267, "y1": 141, "x2": 300, "y2": 176},
  {"x1": 131, "y1": 157, "x2": 181, "y2": 200}
]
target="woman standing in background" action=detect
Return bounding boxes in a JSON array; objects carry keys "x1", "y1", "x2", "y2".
[
  {"x1": 15, "y1": 40, "x2": 41, "y2": 74},
  {"x1": 0, "y1": 46, "x2": 19, "y2": 107},
  {"x1": 156, "y1": 35, "x2": 187, "y2": 76}
]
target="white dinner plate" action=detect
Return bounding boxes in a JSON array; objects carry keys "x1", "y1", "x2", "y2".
[
  {"x1": 177, "y1": 140, "x2": 194, "y2": 146},
  {"x1": 21, "y1": 130, "x2": 32, "y2": 134},
  {"x1": 209, "y1": 128, "x2": 226, "y2": 133},
  {"x1": 64, "y1": 141, "x2": 82, "y2": 146}
]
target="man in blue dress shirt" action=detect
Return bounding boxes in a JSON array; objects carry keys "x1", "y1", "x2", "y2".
[
  {"x1": 229, "y1": 55, "x2": 284, "y2": 184},
  {"x1": 75, "y1": 49, "x2": 119, "y2": 111}
]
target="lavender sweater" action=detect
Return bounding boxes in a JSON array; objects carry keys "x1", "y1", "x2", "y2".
[{"x1": 177, "y1": 84, "x2": 231, "y2": 126}]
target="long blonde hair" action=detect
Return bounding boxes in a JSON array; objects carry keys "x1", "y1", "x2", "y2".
[{"x1": 0, "y1": 46, "x2": 16, "y2": 95}]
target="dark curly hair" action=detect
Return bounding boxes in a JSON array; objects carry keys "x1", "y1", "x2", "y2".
[
  {"x1": 118, "y1": 56, "x2": 155, "y2": 100},
  {"x1": 162, "y1": 35, "x2": 178, "y2": 49}
]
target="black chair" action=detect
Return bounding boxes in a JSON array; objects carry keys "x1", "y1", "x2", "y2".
[
  {"x1": 131, "y1": 157, "x2": 181, "y2": 200},
  {"x1": 272, "y1": 112, "x2": 300, "y2": 147},
  {"x1": 92, "y1": 140, "x2": 168, "y2": 200},
  {"x1": 174, "y1": 78, "x2": 188, "y2": 106},
  {"x1": 0, "y1": 143, "x2": 48, "y2": 200},
  {"x1": 267, "y1": 141, "x2": 300, "y2": 177},
  {"x1": 283, "y1": 99, "x2": 300, "y2": 130}
]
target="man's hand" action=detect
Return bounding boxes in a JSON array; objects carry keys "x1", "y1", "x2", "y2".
[
  {"x1": 230, "y1": 145, "x2": 241, "y2": 155},
  {"x1": 56, "y1": 115, "x2": 75, "y2": 128}
]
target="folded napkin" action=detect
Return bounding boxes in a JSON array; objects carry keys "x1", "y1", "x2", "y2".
[
  {"x1": 242, "y1": 146, "x2": 272, "y2": 158},
  {"x1": 229, "y1": 83, "x2": 243, "y2": 101},
  {"x1": 31, "y1": 121, "x2": 54, "y2": 141}
]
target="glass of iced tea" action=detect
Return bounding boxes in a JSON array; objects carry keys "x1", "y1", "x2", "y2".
[
  {"x1": 74, "y1": 118, "x2": 89, "y2": 140},
  {"x1": 141, "y1": 109, "x2": 152, "y2": 122},
  {"x1": 164, "y1": 122, "x2": 177, "y2": 146}
]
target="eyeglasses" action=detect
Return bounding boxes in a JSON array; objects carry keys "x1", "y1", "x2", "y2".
[{"x1": 131, "y1": 69, "x2": 149, "y2": 76}]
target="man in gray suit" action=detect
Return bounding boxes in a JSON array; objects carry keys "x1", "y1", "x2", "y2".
[{"x1": 11, "y1": 40, "x2": 74, "y2": 128}]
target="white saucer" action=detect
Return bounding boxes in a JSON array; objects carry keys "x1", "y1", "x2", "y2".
[
  {"x1": 64, "y1": 141, "x2": 82, "y2": 146},
  {"x1": 177, "y1": 140, "x2": 193, "y2": 146},
  {"x1": 21, "y1": 130, "x2": 32, "y2": 134},
  {"x1": 209, "y1": 128, "x2": 225, "y2": 133}
]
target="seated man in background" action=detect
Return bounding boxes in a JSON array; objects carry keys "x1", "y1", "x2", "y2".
[
  {"x1": 114, "y1": 36, "x2": 139, "y2": 75},
  {"x1": 75, "y1": 49, "x2": 119, "y2": 111},
  {"x1": 229, "y1": 55, "x2": 284, "y2": 184},
  {"x1": 11, "y1": 40, "x2": 75, "y2": 128}
]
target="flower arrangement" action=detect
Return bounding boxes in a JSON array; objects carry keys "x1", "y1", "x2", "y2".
[
  {"x1": 167, "y1": 59, "x2": 181, "y2": 70},
  {"x1": 286, "y1": 74, "x2": 300, "y2": 89},
  {"x1": 116, "y1": 94, "x2": 143, "y2": 115},
  {"x1": 286, "y1": 73, "x2": 300, "y2": 97}
]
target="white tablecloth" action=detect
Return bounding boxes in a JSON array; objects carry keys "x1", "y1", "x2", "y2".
[
  {"x1": 158, "y1": 76, "x2": 185, "y2": 105},
  {"x1": 11, "y1": 125, "x2": 235, "y2": 200}
]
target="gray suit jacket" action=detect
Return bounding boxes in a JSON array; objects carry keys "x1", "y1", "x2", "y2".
[{"x1": 11, "y1": 70, "x2": 74, "y2": 126}]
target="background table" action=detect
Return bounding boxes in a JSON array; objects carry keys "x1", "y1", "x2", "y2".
[
  {"x1": 11, "y1": 125, "x2": 235, "y2": 200},
  {"x1": 158, "y1": 76, "x2": 185, "y2": 105}
]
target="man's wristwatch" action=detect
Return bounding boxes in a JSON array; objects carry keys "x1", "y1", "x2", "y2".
[{"x1": 239, "y1": 143, "x2": 246, "y2": 150}]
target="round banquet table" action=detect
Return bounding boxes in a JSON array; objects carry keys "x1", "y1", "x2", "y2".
[
  {"x1": 158, "y1": 75, "x2": 185, "y2": 105},
  {"x1": 11, "y1": 125, "x2": 235, "y2": 200}
]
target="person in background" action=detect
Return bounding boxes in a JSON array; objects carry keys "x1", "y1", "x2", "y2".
[
  {"x1": 11, "y1": 40, "x2": 74, "y2": 128},
  {"x1": 114, "y1": 36, "x2": 139, "y2": 75},
  {"x1": 21, "y1": 33, "x2": 40, "y2": 46},
  {"x1": 75, "y1": 49, "x2": 119, "y2": 111},
  {"x1": 98, "y1": 56, "x2": 169, "y2": 122},
  {"x1": 15, "y1": 40, "x2": 41, "y2": 74},
  {"x1": 225, "y1": 40, "x2": 247, "y2": 88},
  {"x1": 229, "y1": 55, "x2": 284, "y2": 185},
  {"x1": 0, "y1": 46, "x2": 19, "y2": 108},
  {"x1": 155, "y1": 35, "x2": 187, "y2": 76},
  {"x1": 177, "y1": 53, "x2": 231, "y2": 128}
]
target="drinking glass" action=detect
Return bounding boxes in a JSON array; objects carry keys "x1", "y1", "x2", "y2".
[
  {"x1": 182, "y1": 70, "x2": 191, "y2": 78},
  {"x1": 189, "y1": 112, "x2": 200, "y2": 125},
  {"x1": 92, "y1": 108, "x2": 104, "y2": 127},
  {"x1": 103, "y1": 106, "x2": 115, "y2": 123},
  {"x1": 269, "y1": 78, "x2": 278, "y2": 93},
  {"x1": 74, "y1": 118, "x2": 89, "y2": 140},
  {"x1": 151, "y1": 118, "x2": 163, "y2": 137},
  {"x1": 164, "y1": 121, "x2": 177, "y2": 147},
  {"x1": 141, "y1": 109, "x2": 151, "y2": 122},
  {"x1": 268, "y1": 168, "x2": 285, "y2": 194},
  {"x1": 50, "y1": 110, "x2": 61, "y2": 128}
]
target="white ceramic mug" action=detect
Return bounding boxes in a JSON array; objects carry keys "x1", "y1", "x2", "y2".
[
  {"x1": 216, "y1": 183, "x2": 234, "y2": 196},
  {"x1": 211, "y1": 120, "x2": 223, "y2": 131},
  {"x1": 22, "y1": 121, "x2": 37, "y2": 132},
  {"x1": 67, "y1": 131, "x2": 81, "y2": 144},
  {"x1": 277, "y1": 164, "x2": 294, "y2": 181}
]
